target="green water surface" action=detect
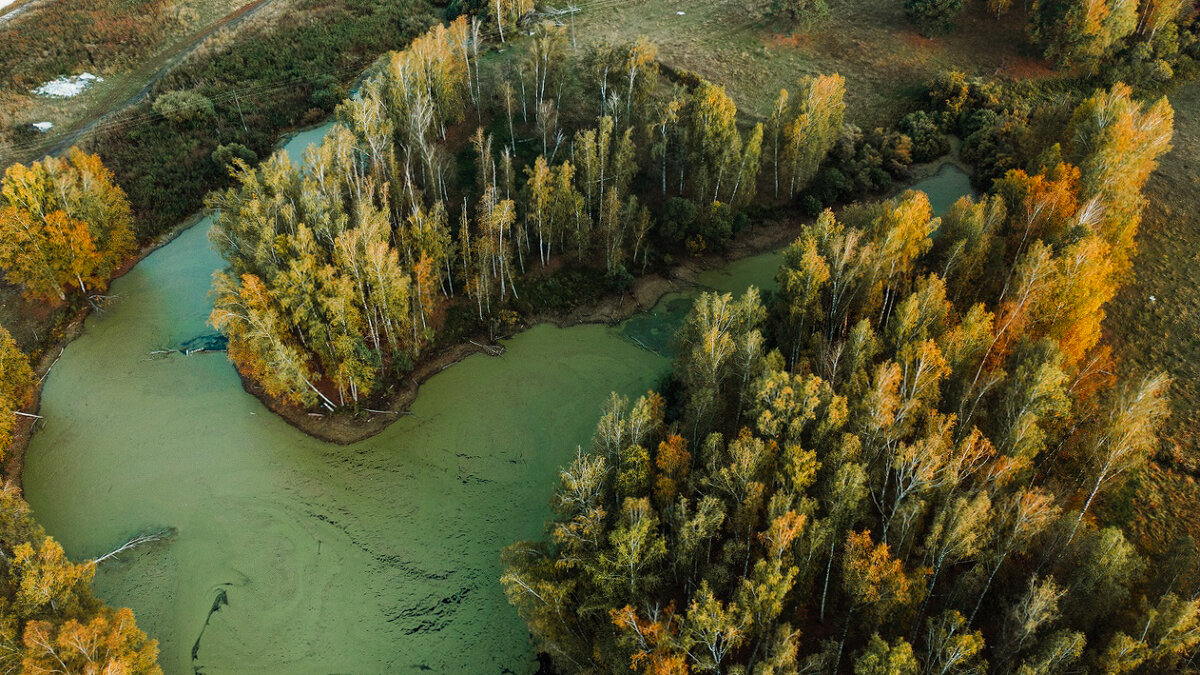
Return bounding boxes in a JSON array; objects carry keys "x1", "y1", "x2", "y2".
[{"x1": 21, "y1": 123, "x2": 971, "y2": 673}]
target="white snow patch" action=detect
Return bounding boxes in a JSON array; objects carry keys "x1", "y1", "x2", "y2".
[
  {"x1": 0, "y1": 0, "x2": 17, "y2": 10},
  {"x1": 677, "y1": 10, "x2": 686, "y2": 14},
  {"x1": 33, "y1": 72, "x2": 104, "y2": 98},
  {"x1": 31, "y1": 121, "x2": 53, "y2": 132}
]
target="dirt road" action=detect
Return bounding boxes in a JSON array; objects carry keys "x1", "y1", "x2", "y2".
[{"x1": 9, "y1": 0, "x2": 275, "y2": 161}]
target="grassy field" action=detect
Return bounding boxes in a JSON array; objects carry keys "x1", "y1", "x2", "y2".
[
  {"x1": 1106, "y1": 81, "x2": 1200, "y2": 551},
  {"x1": 569, "y1": 0, "x2": 1043, "y2": 127},
  {"x1": 0, "y1": 0, "x2": 254, "y2": 160}
]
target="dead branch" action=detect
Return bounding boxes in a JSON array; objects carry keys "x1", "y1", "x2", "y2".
[
  {"x1": 93, "y1": 527, "x2": 176, "y2": 565},
  {"x1": 468, "y1": 340, "x2": 505, "y2": 357},
  {"x1": 39, "y1": 347, "x2": 64, "y2": 384}
]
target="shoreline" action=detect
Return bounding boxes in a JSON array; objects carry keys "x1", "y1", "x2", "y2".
[
  {"x1": 5, "y1": 210, "x2": 207, "y2": 490},
  {"x1": 6, "y1": 141, "x2": 973, "y2": 474},
  {"x1": 239, "y1": 214, "x2": 809, "y2": 446},
  {"x1": 254, "y1": 145, "x2": 974, "y2": 446},
  {"x1": 4, "y1": 112, "x2": 372, "y2": 484}
]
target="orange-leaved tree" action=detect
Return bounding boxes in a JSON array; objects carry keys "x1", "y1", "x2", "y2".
[{"x1": 0, "y1": 148, "x2": 135, "y2": 305}]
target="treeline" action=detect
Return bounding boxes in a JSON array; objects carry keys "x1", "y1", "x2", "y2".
[
  {"x1": 207, "y1": 17, "x2": 849, "y2": 409},
  {"x1": 0, "y1": 155, "x2": 157, "y2": 673},
  {"x1": 0, "y1": 324, "x2": 160, "y2": 674},
  {"x1": 0, "y1": 148, "x2": 135, "y2": 306},
  {"x1": 893, "y1": 0, "x2": 1200, "y2": 92},
  {"x1": 924, "y1": 69, "x2": 1174, "y2": 259},
  {"x1": 502, "y1": 84, "x2": 1186, "y2": 673}
]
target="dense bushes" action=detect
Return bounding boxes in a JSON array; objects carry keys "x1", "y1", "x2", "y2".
[
  {"x1": 152, "y1": 90, "x2": 216, "y2": 125},
  {"x1": 85, "y1": 0, "x2": 440, "y2": 238},
  {"x1": 923, "y1": 71, "x2": 1042, "y2": 188},
  {"x1": 801, "y1": 125, "x2": 914, "y2": 210},
  {"x1": 904, "y1": 0, "x2": 964, "y2": 36},
  {"x1": 898, "y1": 110, "x2": 949, "y2": 163},
  {"x1": 771, "y1": 0, "x2": 830, "y2": 27}
]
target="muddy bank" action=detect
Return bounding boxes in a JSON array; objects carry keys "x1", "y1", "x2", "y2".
[{"x1": 246, "y1": 212, "x2": 813, "y2": 446}]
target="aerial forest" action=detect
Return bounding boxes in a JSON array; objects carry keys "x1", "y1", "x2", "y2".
[
  {"x1": 206, "y1": 15, "x2": 846, "y2": 409},
  {"x1": 0, "y1": 0, "x2": 1195, "y2": 670},
  {"x1": 501, "y1": 78, "x2": 1186, "y2": 673}
]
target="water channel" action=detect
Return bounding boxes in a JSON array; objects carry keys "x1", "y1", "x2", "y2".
[{"x1": 22, "y1": 125, "x2": 972, "y2": 673}]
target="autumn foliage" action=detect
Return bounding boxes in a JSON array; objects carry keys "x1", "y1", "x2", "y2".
[
  {"x1": 0, "y1": 485, "x2": 160, "y2": 675},
  {"x1": 0, "y1": 149, "x2": 135, "y2": 305},
  {"x1": 207, "y1": 21, "x2": 845, "y2": 410},
  {"x1": 503, "y1": 86, "x2": 1187, "y2": 673},
  {"x1": 0, "y1": 326, "x2": 32, "y2": 461}
]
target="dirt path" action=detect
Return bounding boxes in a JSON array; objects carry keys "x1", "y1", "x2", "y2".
[{"x1": 25, "y1": 0, "x2": 276, "y2": 160}]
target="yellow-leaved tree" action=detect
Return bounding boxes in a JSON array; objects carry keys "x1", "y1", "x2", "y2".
[
  {"x1": 0, "y1": 148, "x2": 135, "y2": 305},
  {"x1": 0, "y1": 325, "x2": 32, "y2": 461}
]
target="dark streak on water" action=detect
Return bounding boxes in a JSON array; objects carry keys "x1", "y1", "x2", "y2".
[{"x1": 191, "y1": 586, "x2": 230, "y2": 674}]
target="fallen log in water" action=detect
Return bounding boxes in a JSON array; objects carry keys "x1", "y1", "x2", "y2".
[
  {"x1": 468, "y1": 340, "x2": 505, "y2": 357},
  {"x1": 94, "y1": 526, "x2": 176, "y2": 565}
]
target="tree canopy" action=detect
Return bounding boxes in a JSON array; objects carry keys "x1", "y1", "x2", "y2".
[
  {"x1": 0, "y1": 149, "x2": 135, "y2": 305},
  {"x1": 503, "y1": 85, "x2": 1184, "y2": 675}
]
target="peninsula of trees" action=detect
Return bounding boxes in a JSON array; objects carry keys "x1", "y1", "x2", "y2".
[{"x1": 206, "y1": 16, "x2": 847, "y2": 410}]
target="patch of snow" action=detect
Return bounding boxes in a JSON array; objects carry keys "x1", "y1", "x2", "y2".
[
  {"x1": 33, "y1": 72, "x2": 104, "y2": 98},
  {"x1": 677, "y1": 10, "x2": 685, "y2": 14},
  {"x1": 0, "y1": 0, "x2": 17, "y2": 10},
  {"x1": 31, "y1": 121, "x2": 53, "y2": 132}
]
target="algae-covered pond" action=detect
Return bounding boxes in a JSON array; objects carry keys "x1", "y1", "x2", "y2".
[
  {"x1": 24, "y1": 212, "x2": 675, "y2": 672},
  {"x1": 21, "y1": 122, "x2": 972, "y2": 673}
]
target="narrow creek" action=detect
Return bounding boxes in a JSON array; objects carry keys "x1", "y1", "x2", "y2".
[{"x1": 21, "y1": 124, "x2": 973, "y2": 673}]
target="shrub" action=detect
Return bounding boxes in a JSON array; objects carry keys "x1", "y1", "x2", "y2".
[
  {"x1": 605, "y1": 265, "x2": 634, "y2": 292},
  {"x1": 211, "y1": 143, "x2": 257, "y2": 172},
  {"x1": 962, "y1": 112, "x2": 1032, "y2": 187},
  {"x1": 658, "y1": 197, "x2": 698, "y2": 246},
  {"x1": 904, "y1": 0, "x2": 964, "y2": 35},
  {"x1": 899, "y1": 110, "x2": 950, "y2": 162},
  {"x1": 152, "y1": 90, "x2": 214, "y2": 124},
  {"x1": 771, "y1": 0, "x2": 830, "y2": 26},
  {"x1": 701, "y1": 201, "x2": 735, "y2": 250},
  {"x1": 803, "y1": 125, "x2": 914, "y2": 205}
]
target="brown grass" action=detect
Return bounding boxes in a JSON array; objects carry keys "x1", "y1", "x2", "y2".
[
  {"x1": 0, "y1": 0, "x2": 252, "y2": 161},
  {"x1": 570, "y1": 0, "x2": 1044, "y2": 127},
  {"x1": 1105, "y1": 81, "x2": 1200, "y2": 551}
]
